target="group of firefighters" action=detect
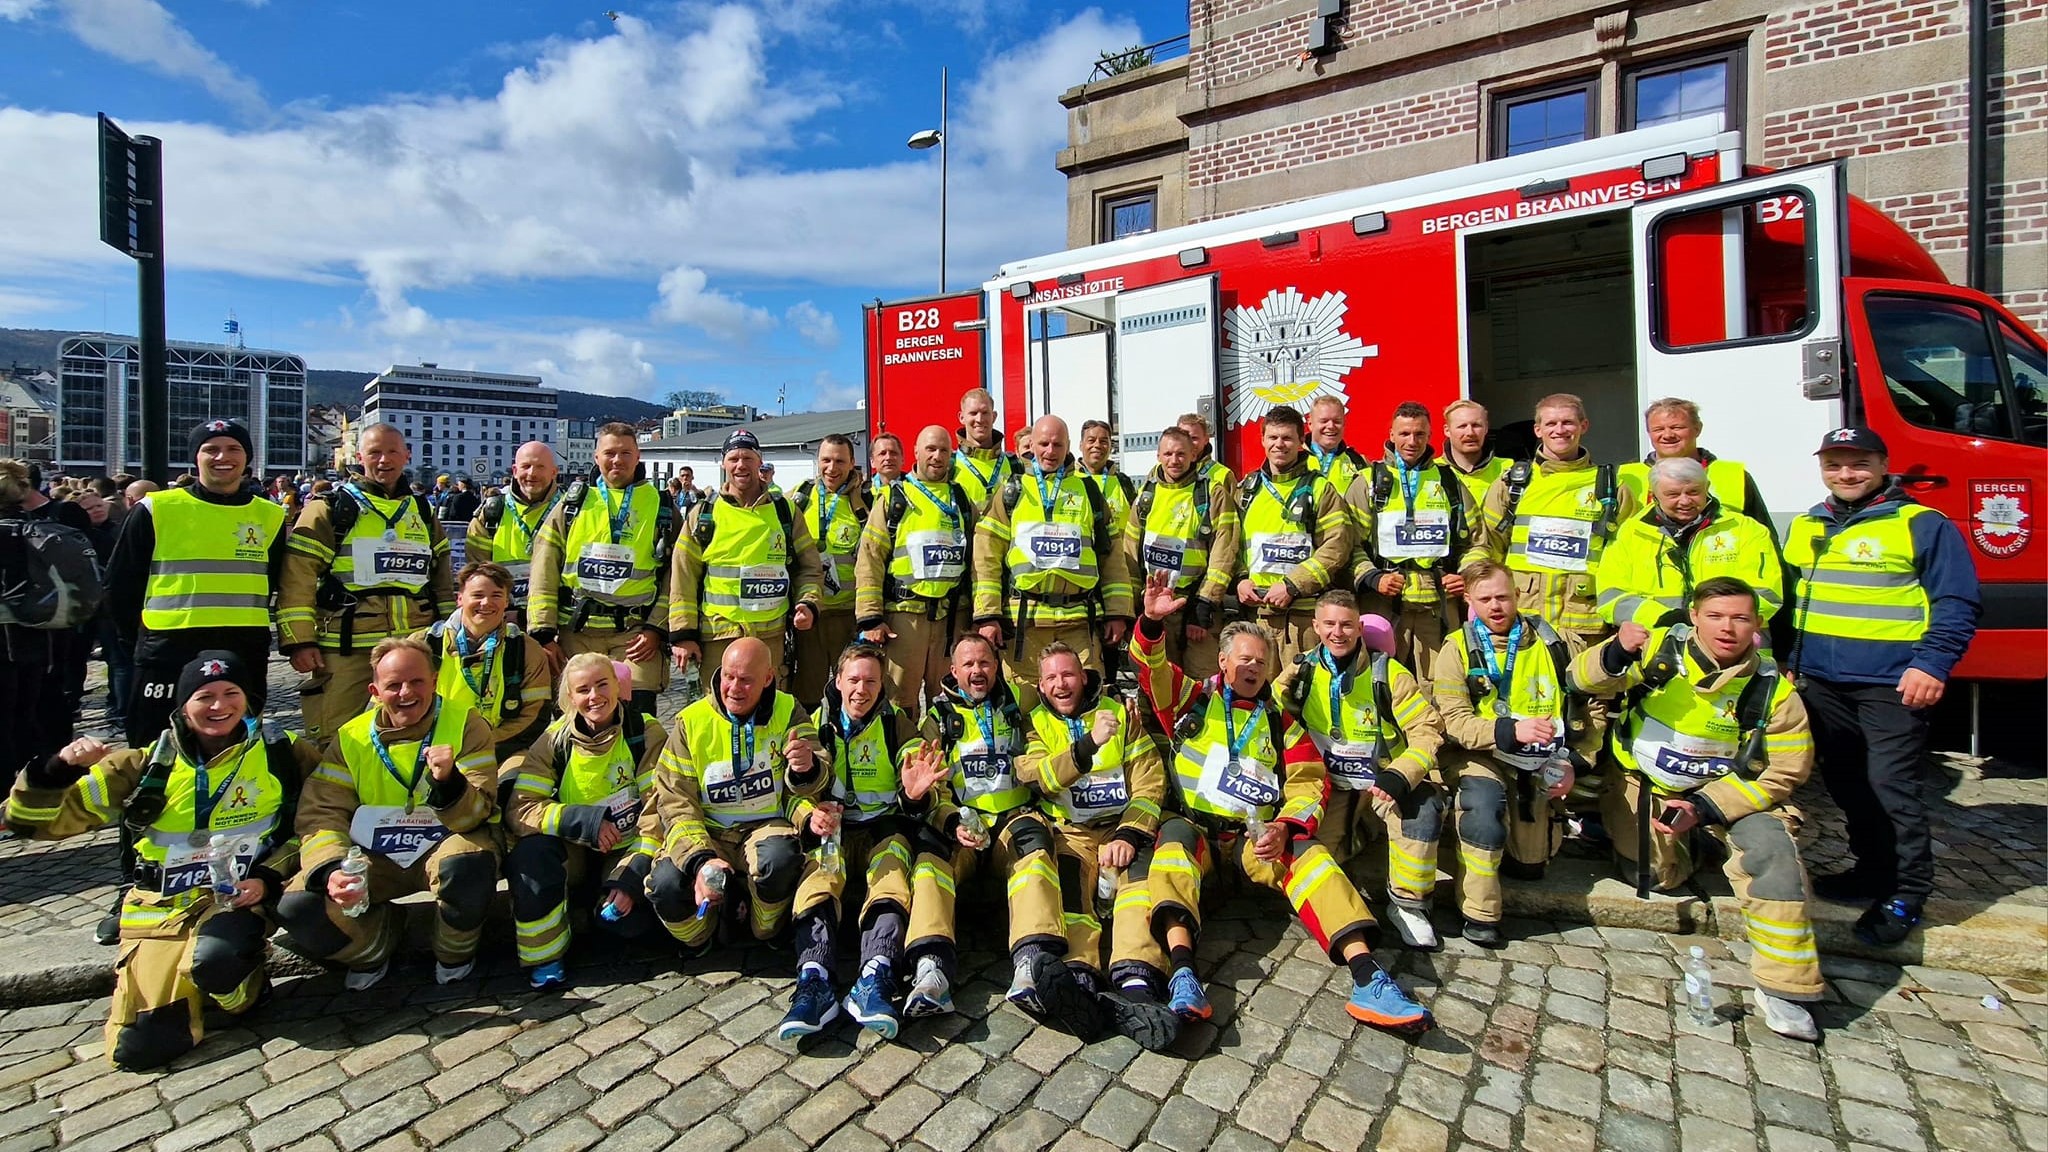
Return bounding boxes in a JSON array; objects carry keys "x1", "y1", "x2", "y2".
[{"x1": 3, "y1": 382, "x2": 1979, "y2": 1071}]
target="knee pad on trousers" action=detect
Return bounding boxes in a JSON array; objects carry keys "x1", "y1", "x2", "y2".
[
  {"x1": 275, "y1": 890, "x2": 352, "y2": 959},
  {"x1": 1007, "y1": 815, "x2": 1053, "y2": 860},
  {"x1": 648, "y1": 858, "x2": 694, "y2": 921},
  {"x1": 752, "y1": 836, "x2": 803, "y2": 904},
  {"x1": 110, "y1": 1002, "x2": 195, "y2": 1072},
  {"x1": 189, "y1": 923, "x2": 263, "y2": 996},
  {"x1": 1727, "y1": 813, "x2": 1805, "y2": 903},
  {"x1": 1056, "y1": 852, "x2": 1087, "y2": 914},
  {"x1": 506, "y1": 836, "x2": 568, "y2": 914},
  {"x1": 1156, "y1": 817, "x2": 1200, "y2": 853},
  {"x1": 1456, "y1": 777, "x2": 1508, "y2": 852},
  {"x1": 435, "y1": 853, "x2": 498, "y2": 932},
  {"x1": 1400, "y1": 782, "x2": 1445, "y2": 843}
]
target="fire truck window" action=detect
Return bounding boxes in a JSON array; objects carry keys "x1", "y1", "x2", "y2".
[
  {"x1": 1651, "y1": 192, "x2": 1813, "y2": 349},
  {"x1": 2000, "y1": 320, "x2": 2047, "y2": 446},
  {"x1": 1865, "y1": 295, "x2": 2028, "y2": 443}
]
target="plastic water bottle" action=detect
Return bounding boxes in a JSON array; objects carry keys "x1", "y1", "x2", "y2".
[
  {"x1": 820, "y1": 829, "x2": 844, "y2": 877},
  {"x1": 1683, "y1": 945, "x2": 1716, "y2": 1025},
  {"x1": 697, "y1": 866, "x2": 728, "y2": 920},
  {"x1": 1096, "y1": 866, "x2": 1118, "y2": 901},
  {"x1": 1541, "y1": 751, "x2": 1571, "y2": 794},
  {"x1": 599, "y1": 896, "x2": 626, "y2": 923},
  {"x1": 207, "y1": 833, "x2": 239, "y2": 908},
  {"x1": 681, "y1": 660, "x2": 702, "y2": 706},
  {"x1": 958, "y1": 808, "x2": 989, "y2": 847},
  {"x1": 338, "y1": 847, "x2": 372, "y2": 919},
  {"x1": 1244, "y1": 813, "x2": 1267, "y2": 844}
]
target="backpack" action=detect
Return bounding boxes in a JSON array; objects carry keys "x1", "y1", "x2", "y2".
[
  {"x1": 1133, "y1": 472, "x2": 1215, "y2": 546},
  {"x1": 1236, "y1": 471, "x2": 1322, "y2": 535},
  {"x1": 565, "y1": 480, "x2": 680, "y2": 565},
  {"x1": 1368, "y1": 459, "x2": 1471, "y2": 559},
  {"x1": 792, "y1": 480, "x2": 871, "y2": 537},
  {"x1": 1460, "y1": 617, "x2": 1572, "y2": 713},
  {"x1": 1629, "y1": 625, "x2": 1779, "y2": 768},
  {"x1": 426, "y1": 619, "x2": 530, "y2": 723},
  {"x1": 0, "y1": 515, "x2": 104, "y2": 629},
  {"x1": 1500, "y1": 460, "x2": 1619, "y2": 542},
  {"x1": 1284, "y1": 649, "x2": 1395, "y2": 764}
]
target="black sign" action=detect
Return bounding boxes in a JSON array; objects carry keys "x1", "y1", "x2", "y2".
[{"x1": 98, "y1": 113, "x2": 161, "y2": 260}]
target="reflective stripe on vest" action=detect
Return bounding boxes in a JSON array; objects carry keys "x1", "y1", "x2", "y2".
[
  {"x1": 335, "y1": 701, "x2": 476, "y2": 810},
  {"x1": 433, "y1": 627, "x2": 510, "y2": 728},
  {"x1": 886, "y1": 483, "x2": 971, "y2": 601},
  {"x1": 828, "y1": 715, "x2": 902, "y2": 820},
  {"x1": 1784, "y1": 506, "x2": 1933, "y2": 642},
  {"x1": 940, "y1": 698, "x2": 1030, "y2": 815},
  {"x1": 680, "y1": 693, "x2": 801, "y2": 826},
  {"x1": 1138, "y1": 480, "x2": 1209, "y2": 589},
  {"x1": 561, "y1": 482, "x2": 663, "y2": 608},
  {"x1": 701, "y1": 499, "x2": 794, "y2": 627},
  {"x1": 1030, "y1": 699, "x2": 1134, "y2": 826},
  {"x1": 1452, "y1": 625, "x2": 1567, "y2": 771},
  {"x1": 130, "y1": 735, "x2": 291, "y2": 875},
  {"x1": 140, "y1": 489, "x2": 284, "y2": 631},
  {"x1": 1618, "y1": 628, "x2": 1791, "y2": 795},
  {"x1": 1506, "y1": 465, "x2": 1611, "y2": 575},
  {"x1": 1170, "y1": 692, "x2": 1282, "y2": 820},
  {"x1": 1619, "y1": 457, "x2": 1752, "y2": 516},
  {"x1": 1005, "y1": 472, "x2": 1103, "y2": 594},
  {"x1": 556, "y1": 722, "x2": 651, "y2": 807},
  {"x1": 1240, "y1": 474, "x2": 1318, "y2": 590}
]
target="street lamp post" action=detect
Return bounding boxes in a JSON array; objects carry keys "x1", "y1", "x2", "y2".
[{"x1": 907, "y1": 66, "x2": 947, "y2": 293}]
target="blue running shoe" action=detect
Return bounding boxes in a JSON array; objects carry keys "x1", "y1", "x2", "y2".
[
  {"x1": 1167, "y1": 967, "x2": 1211, "y2": 1021},
  {"x1": 1854, "y1": 897, "x2": 1922, "y2": 947},
  {"x1": 778, "y1": 973, "x2": 840, "y2": 1041},
  {"x1": 527, "y1": 961, "x2": 568, "y2": 991},
  {"x1": 1345, "y1": 969, "x2": 1433, "y2": 1034},
  {"x1": 844, "y1": 967, "x2": 901, "y2": 1040}
]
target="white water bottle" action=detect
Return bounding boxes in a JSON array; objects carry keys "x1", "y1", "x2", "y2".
[
  {"x1": 820, "y1": 829, "x2": 843, "y2": 877},
  {"x1": 958, "y1": 808, "x2": 990, "y2": 847},
  {"x1": 681, "y1": 660, "x2": 703, "y2": 705},
  {"x1": 1683, "y1": 945, "x2": 1716, "y2": 1025},
  {"x1": 1244, "y1": 813, "x2": 1267, "y2": 844},
  {"x1": 1096, "y1": 866, "x2": 1118, "y2": 901},
  {"x1": 207, "y1": 834, "x2": 240, "y2": 908},
  {"x1": 338, "y1": 847, "x2": 372, "y2": 919}
]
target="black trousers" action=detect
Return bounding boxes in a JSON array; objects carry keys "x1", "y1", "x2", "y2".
[{"x1": 1801, "y1": 676, "x2": 1935, "y2": 901}]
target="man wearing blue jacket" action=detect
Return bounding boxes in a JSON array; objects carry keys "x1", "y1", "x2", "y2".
[{"x1": 1783, "y1": 428, "x2": 1979, "y2": 946}]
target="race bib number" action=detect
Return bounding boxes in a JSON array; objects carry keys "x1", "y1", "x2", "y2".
[
  {"x1": 1324, "y1": 741, "x2": 1380, "y2": 791},
  {"x1": 1021, "y1": 523, "x2": 1084, "y2": 571},
  {"x1": 351, "y1": 806, "x2": 450, "y2": 869},
  {"x1": 153, "y1": 836, "x2": 257, "y2": 897},
  {"x1": 908, "y1": 530, "x2": 967, "y2": 581},
  {"x1": 350, "y1": 537, "x2": 432, "y2": 589},
  {"x1": 1377, "y1": 509, "x2": 1451, "y2": 560},
  {"x1": 1524, "y1": 516, "x2": 1592, "y2": 572},
  {"x1": 1198, "y1": 743, "x2": 1281, "y2": 812},
  {"x1": 1251, "y1": 532, "x2": 1312, "y2": 576},
  {"x1": 504, "y1": 560, "x2": 532, "y2": 601},
  {"x1": 602, "y1": 789, "x2": 642, "y2": 837},
  {"x1": 1069, "y1": 769, "x2": 1130, "y2": 819},
  {"x1": 575, "y1": 542, "x2": 637, "y2": 595},
  {"x1": 954, "y1": 747, "x2": 1014, "y2": 799},
  {"x1": 738, "y1": 565, "x2": 791, "y2": 612},
  {"x1": 1141, "y1": 535, "x2": 1186, "y2": 576},
  {"x1": 703, "y1": 765, "x2": 778, "y2": 808},
  {"x1": 1636, "y1": 730, "x2": 1739, "y2": 791}
]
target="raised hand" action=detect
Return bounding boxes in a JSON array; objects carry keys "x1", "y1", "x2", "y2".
[
  {"x1": 901, "y1": 742, "x2": 947, "y2": 801},
  {"x1": 1143, "y1": 570, "x2": 1188, "y2": 622},
  {"x1": 425, "y1": 744, "x2": 456, "y2": 781}
]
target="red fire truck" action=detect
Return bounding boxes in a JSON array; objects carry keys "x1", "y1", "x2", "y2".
[{"x1": 864, "y1": 116, "x2": 2045, "y2": 681}]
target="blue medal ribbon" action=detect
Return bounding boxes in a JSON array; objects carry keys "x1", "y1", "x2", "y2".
[
  {"x1": 506, "y1": 487, "x2": 563, "y2": 549},
  {"x1": 592, "y1": 479, "x2": 634, "y2": 545},
  {"x1": 730, "y1": 716, "x2": 757, "y2": 785},
  {"x1": 1220, "y1": 685, "x2": 1265, "y2": 770},
  {"x1": 452, "y1": 622, "x2": 501, "y2": 703},
  {"x1": 1320, "y1": 649, "x2": 1349, "y2": 742},
  {"x1": 1031, "y1": 460, "x2": 1065, "y2": 522},
  {"x1": 368, "y1": 701, "x2": 441, "y2": 815},
  {"x1": 345, "y1": 483, "x2": 409, "y2": 540},
  {"x1": 1393, "y1": 455, "x2": 1423, "y2": 517},
  {"x1": 1474, "y1": 619, "x2": 1522, "y2": 700},
  {"x1": 190, "y1": 720, "x2": 258, "y2": 831},
  {"x1": 906, "y1": 476, "x2": 959, "y2": 525}
]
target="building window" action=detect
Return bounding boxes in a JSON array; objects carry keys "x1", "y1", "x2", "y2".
[
  {"x1": 1492, "y1": 78, "x2": 1597, "y2": 158},
  {"x1": 1626, "y1": 47, "x2": 1743, "y2": 133},
  {"x1": 1100, "y1": 191, "x2": 1157, "y2": 242}
]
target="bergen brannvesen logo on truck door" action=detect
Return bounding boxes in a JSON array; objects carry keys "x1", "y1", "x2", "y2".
[
  {"x1": 1221, "y1": 287, "x2": 1378, "y2": 429},
  {"x1": 1969, "y1": 479, "x2": 2033, "y2": 559}
]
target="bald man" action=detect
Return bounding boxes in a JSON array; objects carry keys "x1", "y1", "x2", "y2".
[
  {"x1": 643, "y1": 637, "x2": 824, "y2": 952},
  {"x1": 972, "y1": 415, "x2": 1133, "y2": 689},
  {"x1": 467, "y1": 441, "x2": 563, "y2": 633},
  {"x1": 123, "y1": 479, "x2": 159, "y2": 509},
  {"x1": 856, "y1": 425, "x2": 977, "y2": 715}
]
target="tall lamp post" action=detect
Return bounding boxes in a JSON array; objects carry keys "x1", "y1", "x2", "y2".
[{"x1": 907, "y1": 66, "x2": 947, "y2": 293}]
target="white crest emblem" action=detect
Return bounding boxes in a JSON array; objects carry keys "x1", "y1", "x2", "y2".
[
  {"x1": 1220, "y1": 288, "x2": 1378, "y2": 429},
  {"x1": 1969, "y1": 479, "x2": 2033, "y2": 559},
  {"x1": 200, "y1": 659, "x2": 228, "y2": 677}
]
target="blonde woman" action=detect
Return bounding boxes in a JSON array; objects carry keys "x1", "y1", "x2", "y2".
[{"x1": 503, "y1": 653, "x2": 668, "y2": 989}]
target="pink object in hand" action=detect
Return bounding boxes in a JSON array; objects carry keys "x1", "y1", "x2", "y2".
[
  {"x1": 1360, "y1": 614, "x2": 1396, "y2": 656},
  {"x1": 612, "y1": 660, "x2": 636, "y2": 688}
]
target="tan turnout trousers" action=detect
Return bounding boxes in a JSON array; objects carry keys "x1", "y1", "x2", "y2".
[
  {"x1": 1316, "y1": 787, "x2": 1442, "y2": 908},
  {"x1": 1005, "y1": 820, "x2": 1158, "y2": 975},
  {"x1": 657, "y1": 820, "x2": 802, "y2": 948},
  {"x1": 791, "y1": 826, "x2": 957, "y2": 952},
  {"x1": 285, "y1": 830, "x2": 500, "y2": 968}
]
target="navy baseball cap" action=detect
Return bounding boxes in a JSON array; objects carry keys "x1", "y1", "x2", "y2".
[
  {"x1": 1814, "y1": 427, "x2": 1887, "y2": 455},
  {"x1": 722, "y1": 429, "x2": 761, "y2": 454}
]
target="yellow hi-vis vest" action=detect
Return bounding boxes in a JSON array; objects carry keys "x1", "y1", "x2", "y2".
[
  {"x1": 481, "y1": 487, "x2": 562, "y2": 605},
  {"x1": 131, "y1": 730, "x2": 292, "y2": 898},
  {"x1": 699, "y1": 497, "x2": 796, "y2": 629},
  {"x1": 1134, "y1": 471, "x2": 1215, "y2": 591},
  {"x1": 952, "y1": 446, "x2": 1011, "y2": 514},
  {"x1": 884, "y1": 479, "x2": 971, "y2": 602},
  {"x1": 333, "y1": 700, "x2": 475, "y2": 867},
  {"x1": 1029, "y1": 697, "x2": 1145, "y2": 827},
  {"x1": 1081, "y1": 468, "x2": 1133, "y2": 527},
  {"x1": 331, "y1": 486, "x2": 436, "y2": 594},
  {"x1": 561, "y1": 480, "x2": 665, "y2": 610},
  {"x1": 427, "y1": 619, "x2": 521, "y2": 727},
  {"x1": 1614, "y1": 625, "x2": 1792, "y2": 799},
  {"x1": 1506, "y1": 464, "x2": 1619, "y2": 577},
  {"x1": 679, "y1": 691, "x2": 803, "y2": 827},
  {"x1": 1439, "y1": 453, "x2": 1510, "y2": 511},
  {"x1": 140, "y1": 488, "x2": 284, "y2": 632},
  {"x1": 1240, "y1": 470, "x2": 1326, "y2": 591},
  {"x1": 820, "y1": 705, "x2": 906, "y2": 822},
  {"x1": 932, "y1": 691, "x2": 1030, "y2": 815},
  {"x1": 1003, "y1": 468, "x2": 1107, "y2": 597},
  {"x1": 1446, "y1": 619, "x2": 1571, "y2": 771},
  {"x1": 1619, "y1": 456, "x2": 1754, "y2": 516},
  {"x1": 1783, "y1": 505, "x2": 1934, "y2": 644},
  {"x1": 1283, "y1": 650, "x2": 1424, "y2": 791},
  {"x1": 1168, "y1": 686, "x2": 1295, "y2": 822},
  {"x1": 1596, "y1": 510, "x2": 1782, "y2": 629},
  {"x1": 1307, "y1": 443, "x2": 1367, "y2": 497},
  {"x1": 532, "y1": 715, "x2": 655, "y2": 849},
  {"x1": 797, "y1": 480, "x2": 865, "y2": 610}
]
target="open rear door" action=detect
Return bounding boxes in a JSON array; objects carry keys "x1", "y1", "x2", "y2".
[
  {"x1": 1111, "y1": 275, "x2": 1221, "y2": 475},
  {"x1": 1632, "y1": 162, "x2": 1847, "y2": 528}
]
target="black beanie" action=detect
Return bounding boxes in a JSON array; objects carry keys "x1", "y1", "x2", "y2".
[
  {"x1": 173, "y1": 649, "x2": 260, "y2": 712},
  {"x1": 191, "y1": 419, "x2": 255, "y2": 461}
]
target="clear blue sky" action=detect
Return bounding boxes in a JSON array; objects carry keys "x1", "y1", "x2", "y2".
[{"x1": 0, "y1": 0, "x2": 1186, "y2": 407}]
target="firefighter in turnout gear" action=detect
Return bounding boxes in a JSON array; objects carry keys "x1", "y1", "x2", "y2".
[
  {"x1": 1076, "y1": 419, "x2": 1137, "y2": 525},
  {"x1": 972, "y1": 415, "x2": 1134, "y2": 686},
  {"x1": 1437, "y1": 400, "x2": 1513, "y2": 510},
  {"x1": 953, "y1": 387, "x2": 1015, "y2": 515},
  {"x1": 790, "y1": 433, "x2": 870, "y2": 706},
  {"x1": 868, "y1": 432, "x2": 905, "y2": 497},
  {"x1": 856, "y1": 425, "x2": 976, "y2": 715},
  {"x1": 1273, "y1": 592, "x2": 1447, "y2": 951},
  {"x1": 415, "y1": 561, "x2": 552, "y2": 760},
  {"x1": 1570, "y1": 577, "x2": 1823, "y2": 1042},
  {"x1": 1618, "y1": 398, "x2": 1776, "y2": 535},
  {"x1": 642, "y1": 638, "x2": 823, "y2": 951},
  {"x1": 502, "y1": 654, "x2": 667, "y2": 990},
  {"x1": 1597, "y1": 457, "x2": 1783, "y2": 632},
  {"x1": 668, "y1": 429, "x2": 824, "y2": 690},
  {"x1": 1122, "y1": 424, "x2": 1240, "y2": 679},
  {"x1": 1786, "y1": 428, "x2": 1978, "y2": 947},
  {"x1": 1013, "y1": 642, "x2": 1182, "y2": 1051},
  {"x1": 778, "y1": 644, "x2": 960, "y2": 1041},
  {"x1": 464, "y1": 440, "x2": 565, "y2": 633},
  {"x1": 1130, "y1": 570, "x2": 1434, "y2": 1034},
  {"x1": 1177, "y1": 411, "x2": 1237, "y2": 495},
  {"x1": 1233, "y1": 405, "x2": 1351, "y2": 666},
  {"x1": 1305, "y1": 395, "x2": 1370, "y2": 497},
  {"x1": 276, "y1": 637, "x2": 501, "y2": 990},
  {"x1": 4, "y1": 652, "x2": 316, "y2": 1070},
  {"x1": 279, "y1": 423, "x2": 455, "y2": 745},
  {"x1": 529, "y1": 423, "x2": 679, "y2": 716},
  {"x1": 105, "y1": 420, "x2": 288, "y2": 748},
  {"x1": 1431, "y1": 561, "x2": 1594, "y2": 948},
  {"x1": 1350, "y1": 402, "x2": 1489, "y2": 677}
]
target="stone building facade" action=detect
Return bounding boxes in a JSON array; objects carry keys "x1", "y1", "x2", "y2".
[{"x1": 1058, "y1": 0, "x2": 2045, "y2": 328}]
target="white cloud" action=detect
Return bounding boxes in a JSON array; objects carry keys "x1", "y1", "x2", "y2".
[
  {"x1": 785, "y1": 300, "x2": 840, "y2": 349},
  {"x1": 0, "y1": 0, "x2": 47, "y2": 19},
  {"x1": 806, "y1": 368, "x2": 863, "y2": 412},
  {"x1": 532, "y1": 328, "x2": 660, "y2": 397},
  {"x1": 654, "y1": 265, "x2": 775, "y2": 340},
  {"x1": 57, "y1": 0, "x2": 266, "y2": 115}
]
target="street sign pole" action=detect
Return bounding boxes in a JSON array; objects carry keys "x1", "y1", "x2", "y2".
[{"x1": 99, "y1": 114, "x2": 168, "y2": 484}]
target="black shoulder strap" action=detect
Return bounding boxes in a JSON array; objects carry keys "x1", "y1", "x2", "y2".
[
  {"x1": 1370, "y1": 652, "x2": 1395, "y2": 762},
  {"x1": 793, "y1": 480, "x2": 814, "y2": 513},
  {"x1": 411, "y1": 494, "x2": 435, "y2": 527},
  {"x1": 1077, "y1": 475, "x2": 1113, "y2": 557},
  {"x1": 265, "y1": 734, "x2": 303, "y2": 813},
  {"x1": 561, "y1": 479, "x2": 590, "y2": 525},
  {"x1": 1637, "y1": 626, "x2": 1689, "y2": 693},
  {"x1": 1134, "y1": 476, "x2": 1156, "y2": 524},
  {"x1": 692, "y1": 493, "x2": 720, "y2": 548},
  {"x1": 1236, "y1": 473, "x2": 1259, "y2": 515},
  {"x1": 624, "y1": 706, "x2": 647, "y2": 758},
  {"x1": 1501, "y1": 459, "x2": 1534, "y2": 523},
  {"x1": 882, "y1": 706, "x2": 907, "y2": 767},
  {"x1": 653, "y1": 493, "x2": 678, "y2": 564},
  {"x1": 326, "y1": 488, "x2": 360, "y2": 538},
  {"x1": 772, "y1": 494, "x2": 795, "y2": 542},
  {"x1": 1002, "y1": 472, "x2": 1022, "y2": 515},
  {"x1": 1116, "y1": 473, "x2": 1136, "y2": 504},
  {"x1": 500, "y1": 635, "x2": 527, "y2": 720},
  {"x1": 1370, "y1": 461, "x2": 1393, "y2": 510},
  {"x1": 1284, "y1": 653, "x2": 1313, "y2": 713},
  {"x1": 481, "y1": 494, "x2": 505, "y2": 532},
  {"x1": 887, "y1": 482, "x2": 908, "y2": 535},
  {"x1": 932, "y1": 696, "x2": 964, "y2": 743},
  {"x1": 1173, "y1": 682, "x2": 1212, "y2": 741},
  {"x1": 1592, "y1": 463, "x2": 1620, "y2": 542}
]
